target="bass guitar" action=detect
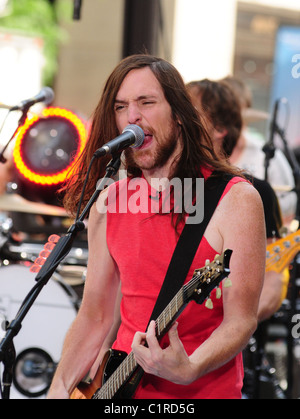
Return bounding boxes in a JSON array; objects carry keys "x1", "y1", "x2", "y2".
[
  {"x1": 266, "y1": 230, "x2": 300, "y2": 273},
  {"x1": 71, "y1": 249, "x2": 233, "y2": 399}
]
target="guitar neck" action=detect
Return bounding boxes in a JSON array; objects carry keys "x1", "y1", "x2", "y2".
[
  {"x1": 93, "y1": 288, "x2": 187, "y2": 399},
  {"x1": 155, "y1": 287, "x2": 187, "y2": 338}
]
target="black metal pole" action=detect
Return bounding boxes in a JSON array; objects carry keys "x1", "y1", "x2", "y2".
[{"x1": 122, "y1": 0, "x2": 160, "y2": 57}]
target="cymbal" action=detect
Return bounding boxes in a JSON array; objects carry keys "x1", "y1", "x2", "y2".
[
  {"x1": 242, "y1": 108, "x2": 270, "y2": 123},
  {"x1": 0, "y1": 194, "x2": 68, "y2": 217},
  {"x1": 0, "y1": 102, "x2": 11, "y2": 110},
  {"x1": 272, "y1": 185, "x2": 295, "y2": 193}
]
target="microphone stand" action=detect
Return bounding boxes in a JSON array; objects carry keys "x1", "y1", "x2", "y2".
[
  {"x1": 275, "y1": 123, "x2": 300, "y2": 221},
  {"x1": 0, "y1": 153, "x2": 121, "y2": 399},
  {"x1": 263, "y1": 142, "x2": 275, "y2": 183},
  {"x1": 262, "y1": 100, "x2": 300, "y2": 398},
  {"x1": 0, "y1": 106, "x2": 30, "y2": 164},
  {"x1": 263, "y1": 99, "x2": 280, "y2": 182},
  {"x1": 269, "y1": 119, "x2": 300, "y2": 399}
]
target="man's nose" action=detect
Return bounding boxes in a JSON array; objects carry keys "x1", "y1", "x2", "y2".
[{"x1": 127, "y1": 103, "x2": 142, "y2": 125}]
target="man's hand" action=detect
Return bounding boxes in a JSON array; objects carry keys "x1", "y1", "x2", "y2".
[{"x1": 131, "y1": 321, "x2": 197, "y2": 386}]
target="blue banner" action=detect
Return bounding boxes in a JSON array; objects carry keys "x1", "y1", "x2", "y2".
[{"x1": 271, "y1": 26, "x2": 300, "y2": 147}]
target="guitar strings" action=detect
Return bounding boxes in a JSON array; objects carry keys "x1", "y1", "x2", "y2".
[
  {"x1": 94, "y1": 268, "x2": 222, "y2": 399},
  {"x1": 93, "y1": 286, "x2": 192, "y2": 399}
]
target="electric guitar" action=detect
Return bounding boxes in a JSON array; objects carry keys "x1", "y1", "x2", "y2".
[
  {"x1": 71, "y1": 249, "x2": 233, "y2": 400},
  {"x1": 266, "y1": 230, "x2": 300, "y2": 273}
]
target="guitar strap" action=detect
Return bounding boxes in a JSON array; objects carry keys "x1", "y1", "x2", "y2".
[{"x1": 147, "y1": 173, "x2": 235, "y2": 327}]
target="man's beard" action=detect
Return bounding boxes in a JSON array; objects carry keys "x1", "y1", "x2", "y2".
[{"x1": 124, "y1": 122, "x2": 180, "y2": 175}]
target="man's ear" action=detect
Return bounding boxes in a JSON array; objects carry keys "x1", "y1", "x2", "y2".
[
  {"x1": 214, "y1": 126, "x2": 228, "y2": 139},
  {"x1": 175, "y1": 113, "x2": 182, "y2": 126}
]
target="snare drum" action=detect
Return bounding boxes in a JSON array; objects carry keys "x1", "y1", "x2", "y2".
[
  {"x1": 0, "y1": 265, "x2": 78, "y2": 399},
  {"x1": 2, "y1": 238, "x2": 88, "y2": 301}
]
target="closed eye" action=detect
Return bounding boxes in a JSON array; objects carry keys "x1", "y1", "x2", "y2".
[
  {"x1": 142, "y1": 101, "x2": 155, "y2": 106},
  {"x1": 114, "y1": 103, "x2": 127, "y2": 112}
]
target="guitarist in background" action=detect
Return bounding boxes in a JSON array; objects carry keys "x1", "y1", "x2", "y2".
[
  {"x1": 186, "y1": 79, "x2": 286, "y2": 322},
  {"x1": 187, "y1": 79, "x2": 288, "y2": 399},
  {"x1": 48, "y1": 55, "x2": 266, "y2": 399}
]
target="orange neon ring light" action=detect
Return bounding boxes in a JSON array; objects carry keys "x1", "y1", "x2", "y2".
[{"x1": 13, "y1": 107, "x2": 87, "y2": 186}]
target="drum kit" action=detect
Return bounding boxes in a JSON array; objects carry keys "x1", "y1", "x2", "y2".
[{"x1": 0, "y1": 191, "x2": 88, "y2": 399}]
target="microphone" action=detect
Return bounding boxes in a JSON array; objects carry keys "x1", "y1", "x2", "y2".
[
  {"x1": 263, "y1": 99, "x2": 280, "y2": 158},
  {"x1": 269, "y1": 99, "x2": 280, "y2": 144},
  {"x1": 263, "y1": 99, "x2": 281, "y2": 181},
  {"x1": 10, "y1": 87, "x2": 55, "y2": 111},
  {"x1": 93, "y1": 124, "x2": 144, "y2": 158}
]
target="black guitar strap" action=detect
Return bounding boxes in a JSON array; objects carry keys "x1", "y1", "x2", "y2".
[{"x1": 147, "y1": 173, "x2": 234, "y2": 327}]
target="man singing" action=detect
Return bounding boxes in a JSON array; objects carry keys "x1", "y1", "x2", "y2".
[{"x1": 48, "y1": 55, "x2": 266, "y2": 399}]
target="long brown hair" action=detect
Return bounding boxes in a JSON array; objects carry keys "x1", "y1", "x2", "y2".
[
  {"x1": 186, "y1": 79, "x2": 243, "y2": 159},
  {"x1": 62, "y1": 54, "x2": 242, "y2": 218}
]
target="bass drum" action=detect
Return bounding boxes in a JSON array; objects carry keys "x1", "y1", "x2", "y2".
[{"x1": 0, "y1": 265, "x2": 78, "y2": 399}]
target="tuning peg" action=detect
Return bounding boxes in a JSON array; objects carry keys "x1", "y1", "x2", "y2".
[
  {"x1": 205, "y1": 297, "x2": 213, "y2": 310},
  {"x1": 216, "y1": 287, "x2": 222, "y2": 299},
  {"x1": 224, "y1": 277, "x2": 232, "y2": 288},
  {"x1": 214, "y1": 254, "x2": 221, "y2": 264},
  {"x1": 205, "y1": 259, "x2": 210, "y2": 266}
]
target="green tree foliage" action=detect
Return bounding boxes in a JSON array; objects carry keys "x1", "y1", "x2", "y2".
[{"x1": 0, "y1": 0, "x2": 71, "y2": 86}]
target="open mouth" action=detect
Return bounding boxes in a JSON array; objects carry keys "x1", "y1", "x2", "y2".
[{"x1": 136, "y1": 132, "x2": 153, "y2": 150}]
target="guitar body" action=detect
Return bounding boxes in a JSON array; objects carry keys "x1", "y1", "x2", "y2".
[{"x1": 71, "y1": 350, "x2": 127, "y2": 399}]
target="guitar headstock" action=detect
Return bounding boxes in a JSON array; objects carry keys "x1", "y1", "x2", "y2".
[
  {"x1": 266, "y1": 230, "x2": 300, "y2": 273},
  {"x1": 186, "y1": 249, "x2": 232, "y2": 308}
]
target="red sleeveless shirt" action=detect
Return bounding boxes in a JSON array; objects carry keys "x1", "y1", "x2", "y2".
[{"x1": 106, "y1": 170, "x2": 246, "y2": 399}]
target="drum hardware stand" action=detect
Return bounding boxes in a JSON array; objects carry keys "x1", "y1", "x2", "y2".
[
  {"x1": 263, "y1": 100, "x2": 300, "y2": 399},
  {"x1": 0, "y1": 153, "x2": 121, "y2": 399},
  {"x1": 275, "y1": 121, "x2": 300, "y2": 399},
  {"x1": 246, "y1": 322, "x2": 287, "y2": 399},
  {"x1": 0, "y1": 321, "x2": 15, "y2": 400}
]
